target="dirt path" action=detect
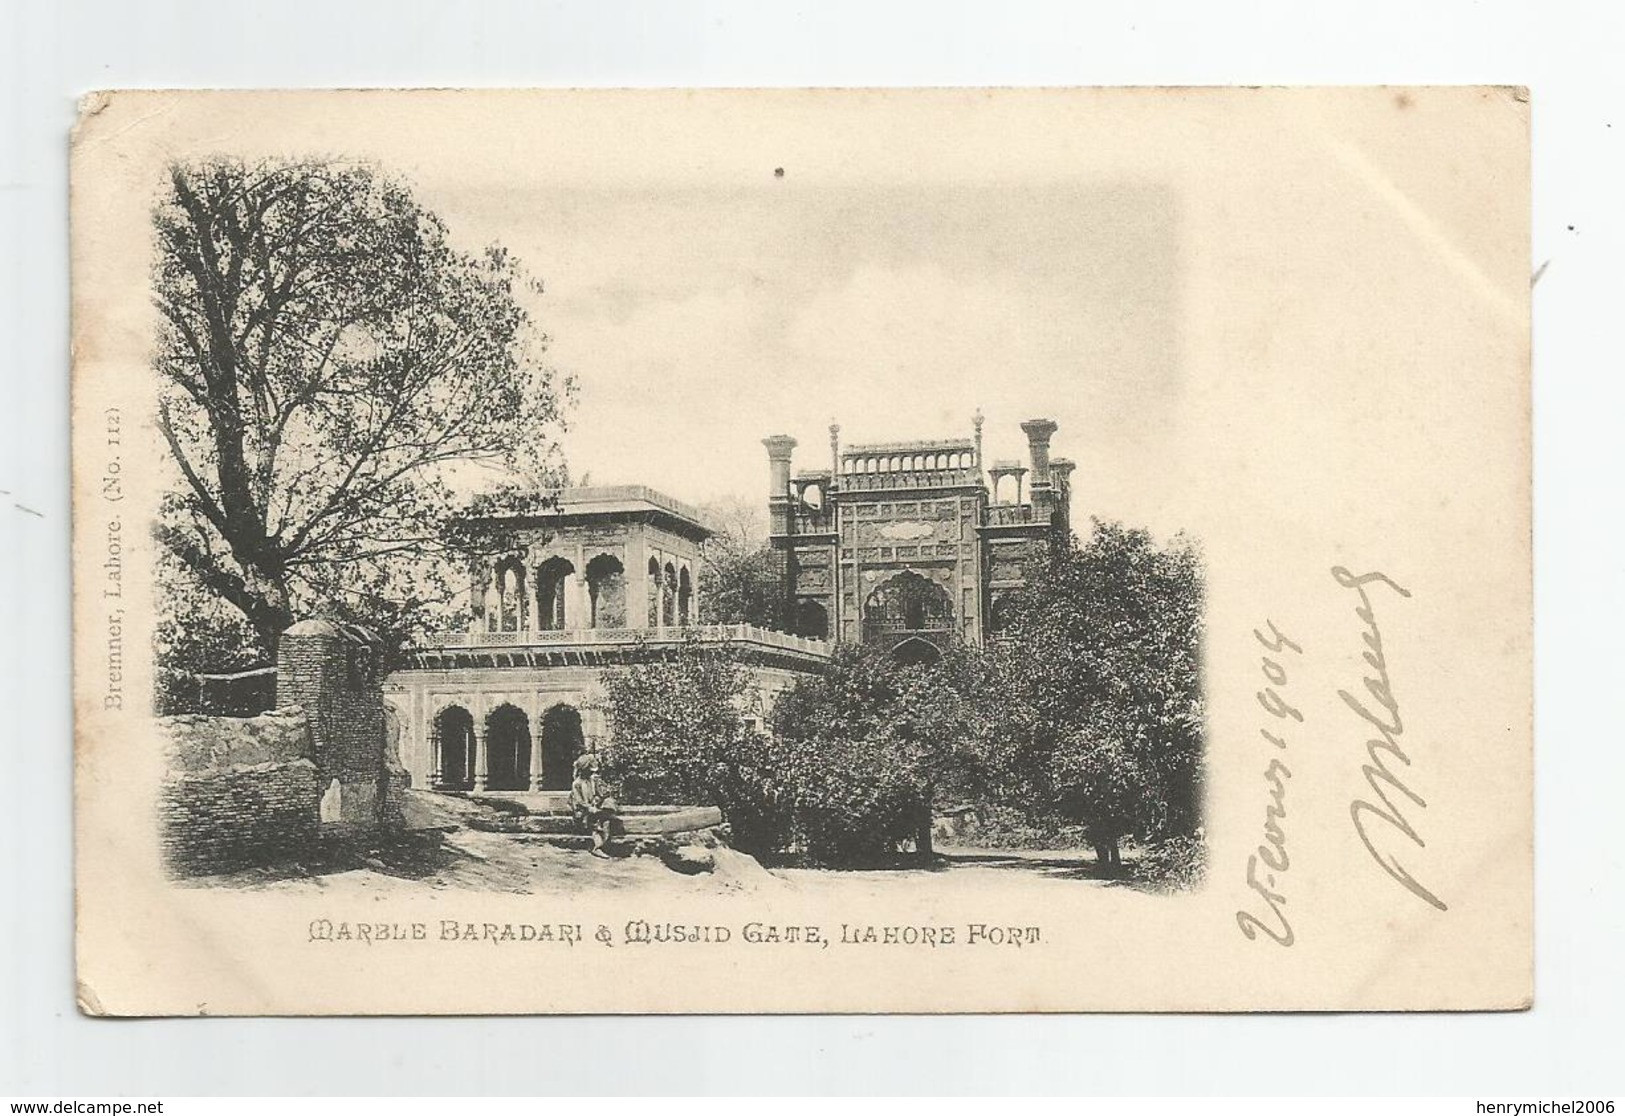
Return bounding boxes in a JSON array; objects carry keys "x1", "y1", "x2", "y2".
[{"x1": 186, "y1": 794, "x2": 1139, "y2": 901}]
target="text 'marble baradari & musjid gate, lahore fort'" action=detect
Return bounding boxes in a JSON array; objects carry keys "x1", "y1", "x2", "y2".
[{"x1": 383, "y1": 414, "x2": 1074, "y2": 796}]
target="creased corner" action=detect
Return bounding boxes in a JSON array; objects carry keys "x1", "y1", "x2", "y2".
[{"x1": 76, "y1": 978, "x2": 108, "y2": 1018}]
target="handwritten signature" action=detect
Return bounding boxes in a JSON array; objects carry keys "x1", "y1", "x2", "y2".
[{"x1": 1332, "y1": 566, "x2": 1447, "y2": 912}]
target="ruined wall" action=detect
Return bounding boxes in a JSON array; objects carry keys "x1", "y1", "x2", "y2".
[
  {"x1": 276, "y1": 619, "x2": 409, "y2": 828},
  {"x1": 158, "y1": 619, "x2": 407, "y2": 878},
  {"x1": 158, "y1": 707, "x2": 321, "y2": 875}
]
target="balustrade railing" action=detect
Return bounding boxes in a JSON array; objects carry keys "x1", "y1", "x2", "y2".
[
  {"x1": 984, "y1": 503, "x2": 1036, "y2": 526},
  {"x1": 418, "y1": 622, "x2": 831, "y2": 656},
  {"x1": 840, "y1": 469, "x2": 980, "y2": 492}
]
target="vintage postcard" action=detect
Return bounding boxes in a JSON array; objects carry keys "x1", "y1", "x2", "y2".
[{"x1": 70, "y1": 87, "x2": 1531, "y2": 1015}]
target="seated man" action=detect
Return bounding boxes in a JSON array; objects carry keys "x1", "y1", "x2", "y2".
[{"x1": 569, "y1": 753, "x2": 621, "y2": 858}]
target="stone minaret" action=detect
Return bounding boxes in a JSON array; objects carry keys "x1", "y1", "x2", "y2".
[
  {"x1": 763, "y1": 435, "x2": 797, "y2": 537},
  {"x1": 1021, "y1": 418, "x2": 1058, "y2": 520}
]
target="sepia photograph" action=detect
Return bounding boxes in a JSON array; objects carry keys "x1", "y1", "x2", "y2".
[
  {"x1": 145, "y1": 149, "x2": 1205, "y2": 904},
  {"x1": 69, "y1": 87, "x2": 1531, "y2": 1017}
]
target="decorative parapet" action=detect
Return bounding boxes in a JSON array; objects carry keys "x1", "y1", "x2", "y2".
[
  {"x1": 839, "y1": 468, "x2": 982, "y2": 492},
  {"x1": 983, "y1": 503, "x2": 1037, "y2": 527},
  {"x1": 403, "y1": 623, "x2": 833, "y2": 670}
]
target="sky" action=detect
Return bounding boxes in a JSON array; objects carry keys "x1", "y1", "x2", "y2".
[{"x1": 408, "y1": 173, "x2": 1183, "y2": 530}]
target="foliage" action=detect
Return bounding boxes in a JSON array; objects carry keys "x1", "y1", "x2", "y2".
[
  {"x1": 596, "y1": 518, "x2": 1203, "y2": 874},
  {"x1": 987, "y1": 520, "x2": 1206, "y2": 863},
  {"x1": 695, "y1": 496, "x2": 783, "y2": 629},
  {"x1": 963, "y1": 804, "x2": 1092, "y2": 851},
  {"x1": 153, "y1": 548, "x2": 268, "y2": 714},
  {"x1": 596, "y1": 638, "x2": 787, "y2": 854},
  {"x1": 770, "y1": 642, "x2": 993, "y2": 864},
  {"x1": 151, "y1": 156, "x2": 572, "y2": 661},
  {"x1": 1132, "y1": 833, "x2": 1209, "y2": 893}
]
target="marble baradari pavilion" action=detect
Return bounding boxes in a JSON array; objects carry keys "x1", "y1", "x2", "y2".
[{"x1": 383, "y1": 415, "x2": 1074, "y2": 794}]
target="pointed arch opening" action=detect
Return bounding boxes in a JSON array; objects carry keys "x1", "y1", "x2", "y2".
[
  {"x1": 534, "y1": 557, "x2": 575, "y2": 631},
  {"x1": 661, "y1": 562, "x2": 678, "y2": 628},
  {"x1": 539, "y1": 704, "x2": 584, "y2": 792},
  {"x1": 862, "y1": 570, "x2": 954, "y2": 643},
  {"x1": 484, "y1": 704, "x2": 532, "y2": 791},
  {"x1": 647, "y1": 558, "x2": 661, "y2": 627},
  {"x1": 585, "y1": 553, "x2": 627, "y2": 629},
  {"x1": 892, "y1": 635, "x2": 943, "y2": 667},
  {"x1": 491, "y1": 558, "x2": 527, "y2": 632},
  {"x1": 794, "y1": 598, "x2": 830, "y2": 639},
  {"x1": 433, "y1": 705, "x2": 475, "y2": 790}
]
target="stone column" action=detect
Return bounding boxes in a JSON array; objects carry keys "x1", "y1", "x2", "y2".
[
  {"x1": 430, "y1": 708, "x2": 444, "y2": 787},
  {"x1": 529, "y1": 698, "x2": 544, "y2": 790},
  {"x1": 654, "y1": 555, "x2": 667, "y2": 633},
  {"x1": 571, "y1": 569, "x2": 591, "y2": 632},
  {"x1": 627, "y1": 532, "x2": 649, "y2": 632},
  {"x1": 472, "y1": 717, "x2": 489, "y2": 791},
  {"x1": 972, "y1": 409, "x2": 985, "y2": 483},
  {"x1": 1049, "y1": 457, "x2": 1077, "y2": 535},
  {"x1": 469, "y1": 565, "x2": 487, "y2": 632}
]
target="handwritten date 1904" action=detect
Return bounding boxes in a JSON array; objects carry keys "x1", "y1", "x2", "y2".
[{"x1": 1236, "y1": 620, "x2": 1303, "y2": 947}]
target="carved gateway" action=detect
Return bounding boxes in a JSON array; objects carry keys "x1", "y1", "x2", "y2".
[{"x1": 765, "y1": 415, "x2": 1072, "y2": 656}]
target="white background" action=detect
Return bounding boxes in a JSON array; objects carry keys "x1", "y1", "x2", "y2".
[{"x1": 2, "y1": 0, "x2": 1620, "y2": 1096}]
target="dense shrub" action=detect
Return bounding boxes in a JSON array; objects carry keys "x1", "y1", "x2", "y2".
[
  {"x1": 597, "y1": 639, "x2": 789, "y2": 854},
  {"x1": 1132, "y1": 833, "x2": 1208, "y2": 892}
]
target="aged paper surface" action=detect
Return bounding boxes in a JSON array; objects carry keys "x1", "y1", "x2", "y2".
[{"x1": 71, "y1": 88, "x2": 1530, "y2": 1015}]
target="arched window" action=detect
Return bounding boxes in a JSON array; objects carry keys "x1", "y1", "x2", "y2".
[
  {"x1": 539, "y1": 704, "x2": 584, "y2": 792},
  {"x1": 893, "y1": 636, "x2": 943, "y2": 667},
  {"x1": 647, "y1": 557, "x2": 661, "y2": 627},
  {"x1": 534, "y1": 557, "x2": 574, "y2": 630},
  {"x1": 484, "y1": 704, "x2": 532, "y2": 791},
  {"x1": 678, "y1": 567, "x2": 694, "y2": 625},
  {"x1": 432, "y1": 705, "x2": 475, "y2": 789},
  {"x1": 662, "y1": 563, "x2": 679, "y2": 628},
  {"x1": 863, "y1": 570, "x2": 954, "y2": 642},
  {"x1": 794, "y1": 598, "x2": 829, "y2": 639},
  {"x1": 585, "y1": 554, "x2": 626, "y2": 629},
  {"x1": 493, "y1": 558, "x2": 526, "y2": 632}
]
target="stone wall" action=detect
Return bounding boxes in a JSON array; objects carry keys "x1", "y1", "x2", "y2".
[
  {"x1": 158, "y1": 706, "x2": 322, "y2": 875},
  {"x1": 158, "y1": 619, "x2": 407, "y2": 878}
]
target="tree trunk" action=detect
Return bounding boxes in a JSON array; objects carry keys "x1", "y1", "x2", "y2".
[
  {"x1": 915, "y1": 798, "x2": 935, "y2": 862},
  {"x1": 1093, "y1": 835, "x2": 1121, "y2": 875}
]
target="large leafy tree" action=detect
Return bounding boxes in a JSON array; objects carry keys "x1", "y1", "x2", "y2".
[
  {"x1": 772, "y1": 643, "x2": 993, "y2": 862},
  {"x1": 990, "y1": 521, "x2": 1206, "y2": 867},
  {"x1": 152, "y1": 156, "x2": 571, "y2": 660},
  {"x1": 695, "y1": 496, "x2": 783, "y2": 629}
]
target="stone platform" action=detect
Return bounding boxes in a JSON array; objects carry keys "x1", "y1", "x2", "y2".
[{"x1": 448, "y1": 791, "x2": 725, "y2": 843}]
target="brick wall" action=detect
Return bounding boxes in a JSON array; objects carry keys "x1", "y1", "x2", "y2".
[
  {"x1": 160, "y1": 759, "x2": 322, "y2": 875},
  {"x1": 276, "y1": 618, "x2": 408, "y2": 828}
]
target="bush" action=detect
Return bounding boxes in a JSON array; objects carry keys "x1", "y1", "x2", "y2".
[
  {"x1": 1132, "y1": 832, "x2": 1208, "y2": 892},
  {"x1": 598, "y1": 640, "x2": 790, "y2": 856},
  {"x1": 769, "y1": 732, "x2": 922, "y2": 865}
]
